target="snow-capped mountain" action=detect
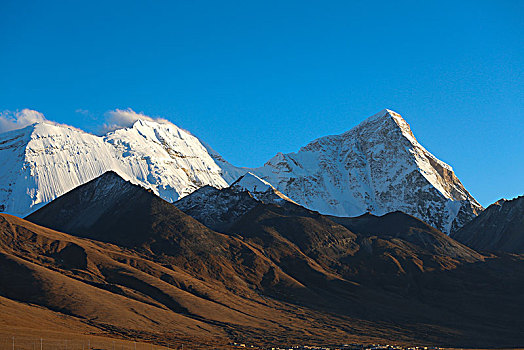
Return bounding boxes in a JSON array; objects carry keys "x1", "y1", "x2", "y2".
[
  {"x1": 0, "y1": 119, "x2": 229, "y2": 216},
  {"x1": 230, "y1": 172, "x2": 296, "y2": 204},
  {"x1": 248, "y1": 109, "x2": 483, "y2": 233},
  {"x1": 175, "y1": 172, "x2": 296, "y2": 231},
  {"x1": 0, "y1": 108, "x2": 482, "y2": 233}
]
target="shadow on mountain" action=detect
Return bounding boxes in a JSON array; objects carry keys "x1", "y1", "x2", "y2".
[{"x1": 9, "y1": 171, "x2": 522, "y2": 348}]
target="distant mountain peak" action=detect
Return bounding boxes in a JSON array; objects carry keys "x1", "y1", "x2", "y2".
[
  {"x1": 249, "y1": 109, "x2": 482, "y2": 233},
  {"x1": 346, "y1": 108, "x2": 421, "y2": 150},
  {"x1": 0, "y1": 118, "x2": 230, "y2": 216},
  {"x1": 231, "y1": 172, "x2": 272, "y2": 191},
  {"x1": 361, "y1": 108, "x2": 401, "y2": 122},
  {"x1": 452, "y1": 195, "x2": 524, "y2": 253},
  {"x1": 231, "y1": 172, "x2": 297, "y2": 204},
  {"x1": 175, "y1": 173, "x2": 297, "y2": 231},
  {"x1": 1, "y1": 109, "x2": 482, "y2": 234}
]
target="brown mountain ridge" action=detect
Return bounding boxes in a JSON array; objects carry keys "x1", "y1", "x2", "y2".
[
  {"x1": 452, "y1": 195, "x2": 524, "y2": 253},
  {"x1": 0, "y1": 171, "x2": 518, "y2": 348}
]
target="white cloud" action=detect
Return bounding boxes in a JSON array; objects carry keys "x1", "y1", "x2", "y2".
[
  {"x1": 0, "y1": 109, "x2": 48, "y2": 133},
  {"x1": 100, "y1": 108, "x2": 171, "y2": 134},
  {"x1": 0, "y1": 107, "x2": 177, "y2": 136}
]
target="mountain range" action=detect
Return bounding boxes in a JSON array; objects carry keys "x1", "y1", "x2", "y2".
[
  {"x1": 452, "y1": 195, "x2": 524, "y2": 253},
  {"x1": 0, "y1": 170, "x2": 519, "y2": 348},
  {"x1": 0, "y1": 109, "x2": 482, "y2": 234}
]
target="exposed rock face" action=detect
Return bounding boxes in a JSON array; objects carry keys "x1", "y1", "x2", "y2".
[
  {"x1": 452, "y1": 195, "x2": 524, "y2": 253},
  {"x1": 249, "y1": 109, "x2": 482, "y2": 233},
  {"x1": 174, "y1": 185, "x2": 258, "y2": 232},
  {"x1": 229, "y1": 172, "x2": 296, "y2": 204},
  {"x1": 175, "y1": 172, "x2": 296, "y2": 231}
]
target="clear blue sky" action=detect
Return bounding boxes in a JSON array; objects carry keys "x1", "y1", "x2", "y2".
[{"x1": 1, "y1": 0, "x2": 522, "y2": 207}]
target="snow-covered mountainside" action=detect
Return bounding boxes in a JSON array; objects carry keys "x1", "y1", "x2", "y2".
[
  {"x1": 230, "y1": 172, "x2": 296, "y2": 204},
  {"x1": 248, "y1": 109, "x2": 483, "y2": 233},
  {"x1": 175, "y1": 172, "x2": 296, "y2": 231},
  {"x1": 0, "y1": 108, "x2": 482, "y2": 233},
  {"x1": 0, "y1": 120, "x2": 229, "y2": 216}
]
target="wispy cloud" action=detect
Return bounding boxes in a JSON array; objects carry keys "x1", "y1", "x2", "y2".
[
  {"x1": 0, "y1": 107, "x2": 175, "y2": 135},
  {"x1": 75, "y1": 108, "x2": 91, "y2": 116},
  {"x1": 100, "y1": 108, "x2": 170, "y2": 134},
  {"x1": 0, "y1": 109, "x2": 48, "y2": 133}
]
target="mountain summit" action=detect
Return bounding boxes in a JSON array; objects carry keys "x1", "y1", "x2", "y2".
[
  {"x1": 230, "y1": 172, "x2": 295, "y2": 204},
  {"x1": 249, "y1": 109, "x2": 482, "y2": 233},
  {"x1": 0, "y1": 119, "x2": 229, "y2": 216},
  {"x1": 175, "y1": 172, "x2": 296, "y2": 232},
  {"x1": 0, "y1": 109, "x2": 482, "y2": 232},
  {"x1": 452, "y1": 195, "x2": 524, "y2": 253}
]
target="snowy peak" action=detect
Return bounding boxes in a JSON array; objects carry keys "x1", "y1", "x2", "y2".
[
  {"x1": 0, "y1": 118, "x2": 231, "y2": 216},
  {"x1": 231, "y1": 172, "x2": 296, "y2": 204},
  {"x1": 105, "y1": 118, "x2": 229, "y2": 200},
  {"x1": 344, "y1": 108, "x2": 465, "y2": 200},
  {"x1": 342, "y1": 108, "x2": 421, "y2": 151},
  {"x1": 250, "y1": 109, "x2": 482, "y2": 233},
  {"x1": 358, "y1": 108, "x2": 402, "y2": 125},
  {"x1": 118, "y1": 119, "x2": 190, "y2": 145},
  {"x1": 231, "y1": 172, "x2": 273, "y2": 192},
  {"x1": 175, "y1": 174, "x2": 297, "y2": 231}
]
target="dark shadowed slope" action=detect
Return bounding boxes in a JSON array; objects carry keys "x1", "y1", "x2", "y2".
[
  {"x1": 25, "y1": 172, "x2": 374, "y2": 314},
  {"x1": 177, "y1": 179, "x2": 483, "y2": 278},
  {"x1": 329, "y1": 211, "x2": 483, "y2": 265},
  {"x1": 25, "y1": 172, "x2": 317, "y2": 300},
  {"x1": 174, "y1": 172, "x2": 297, "y2": 232},
  {"x1": 227, "y1": 204, "x2": 490, "y2": 298},
  {"x1": 177, "y1": 180, "x2": 524, "y2": 347},
  {"x1": 452, "y1": 195, "x2": 524, "y2": 253},
  {"x1": 1, "y1": 214, "x2": 383, "y2": 348},
  {"x1": 19, "y1": 172, "x2": 524, "y2": 347}
]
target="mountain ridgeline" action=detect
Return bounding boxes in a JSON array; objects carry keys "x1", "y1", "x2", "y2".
[
  {"x1": 18, "y1": 171, "x2": 524, "y2": 347},
  {"x1": 1, "y1": 109, "x2": 481, "y2": 233},
  {"x1": 452, "y1": 195, "x2": 524, "y2": 253},
  {"x1": 1, "y1": 107, "x2": 522, "y2": 348},
  {"x1": 247, "y1": 109, "x2": 483, "y2": 234}
]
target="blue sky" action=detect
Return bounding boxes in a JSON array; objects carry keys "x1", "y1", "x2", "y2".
[{"x1": 0, "y1": 0, "x2": 522, "y2": 206}]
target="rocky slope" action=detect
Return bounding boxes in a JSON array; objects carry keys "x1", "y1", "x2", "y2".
[
  {"x1": 17, "y1": 171, "x2": 524, "y2": 347},
  {"x1": 249, "y1": 109, "x2": 482, "y2": 233},
  {"x1": 177, "y1": 174, "x2": 484, "y2": 280},
  {"x1": 452, "y1": 195, "x2": 524, "y2": 253},
  {"x1": 174, "y1": 172, "x2": 296, "y2": 231}
]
